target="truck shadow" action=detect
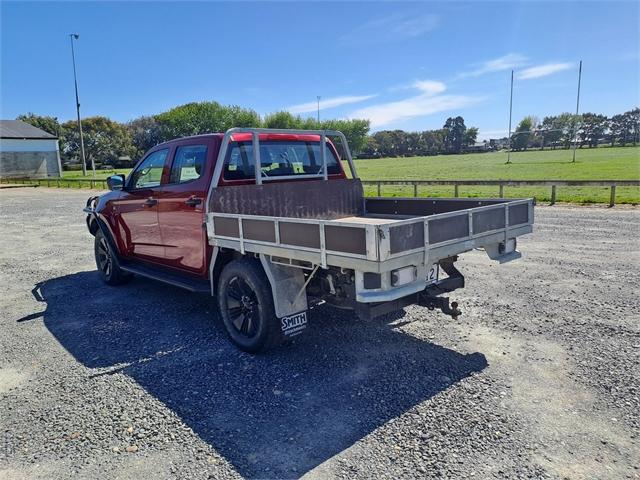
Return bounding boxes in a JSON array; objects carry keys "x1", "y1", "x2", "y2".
[{"x1": 27, "y1": 271, "x2": 488, "y2": 479}]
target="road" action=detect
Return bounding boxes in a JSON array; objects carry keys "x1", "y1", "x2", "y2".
[{"x1": 1, "y1": 187, "x2": 638, "y2": 480}]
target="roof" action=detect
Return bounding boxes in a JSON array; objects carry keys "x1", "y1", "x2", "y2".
[
  {"x1": 0, "y1": 120, "x2": 57, "y2": 139},
  {"x1": 153, "y1": 132, "x2": 325, "y2": 148}
]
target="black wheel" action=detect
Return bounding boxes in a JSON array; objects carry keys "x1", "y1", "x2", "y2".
[
  {"x1": 217, "y1": 259, "x2": 281, "y2": 353},
  {"x1": 94, "y1": 229, "x2": 132, "y2": 286}
]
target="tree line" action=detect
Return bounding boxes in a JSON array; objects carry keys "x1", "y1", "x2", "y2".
[
  {"x1": 511, "y1": 108, "x2": 639, "y2": 151},
  {"x1": 359, "y1": 116, "x2": 479, "y2": 158},
  {"x1": 17, "y1": 103, "x2": 639, "y2": 168},
  {"x1": 361, "y1": 108, "x2": 639, "y2": 158},
  {"x1": 17, "y1": 102, "x2": 369, "y2": 169}
]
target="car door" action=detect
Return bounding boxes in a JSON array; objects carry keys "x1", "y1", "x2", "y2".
[
  {"x1": 115, "y1": 148, "x2": 169, "y2": 261},
  {"x1": 155, "y1": 140, "x2": 215, "y2": 275}
]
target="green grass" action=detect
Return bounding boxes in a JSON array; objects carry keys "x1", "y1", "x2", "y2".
[
  {"x1": 354, "y1": 146, "x2": 640, "y2": 204},
  {"x1": 36, "y1": 146, "x2": 640, "y2": 204}
]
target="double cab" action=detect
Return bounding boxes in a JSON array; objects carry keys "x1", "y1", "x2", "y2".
[{"x1": 85, "y1": 128, "x2": 534, "y2": 352}]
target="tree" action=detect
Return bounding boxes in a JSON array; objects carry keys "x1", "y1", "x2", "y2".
[
  {"x1": 608, "y1": 114, "x2": 627, "y2": 146},
  {"x1": 263, "y1": 111, "x2": 305, "y2": 129},
  {"x1": 608, "y1": 109, "x2": 639, "y2": 146},
  {"x1": 155, "y1": 101, "x2": 261, "y2": 139},
  {"x1": 511, "y1": 116, "x2": 536, "y2": 151},
  {"x1": 359, "y1": 136, "x2": 380, "y2": 158},
  {"x1": 579, "y1": 113, "x2": 608, "y2": 148},
  {"x1": 443, "y1": 116, "x2": 466, "y2": 153},
  {"x1": 464, "y1": 127, "x2": 478, "y2": 146},
  {"x1": 539, "y1": 116, "x2": 562, "y2": 149},
  {"x1": 554, "y1": 112, "x2": 582, "y2": 148},
  {"x1": 319, "y1": 119, "x2": 370, "y2": 155},
  {"x1": 127, "y1": 116, "x2": 166, "y2": 159},
  {"x1": 61, "y1": 116, "x2": 135, "y2": 167},
  {"x1": 16, "y1": 113, "x2": 62, "y2": 137},
  {"x1": 627, "y1": 108, "x2": 640, "y2": 145}
]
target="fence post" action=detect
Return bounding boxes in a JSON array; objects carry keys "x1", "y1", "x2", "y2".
[
  {"x1": 454, "y1": 184, "x2": 459, "y2": 198},
  {"x1": 609, "y1": 185, "x2": 616, "y2": 207},
  {"x1": 413, "y1": 182, "x2": 418, "y2": 197},
  {"x1": 499, "y1": 184, "x2": 504, "y2": 198},
  {"x1": 377, "y1": 182, "x2": 381, "y2": 196},
  {"x1": 550, "y1": 185, "x2": 557, "y2": 205}
]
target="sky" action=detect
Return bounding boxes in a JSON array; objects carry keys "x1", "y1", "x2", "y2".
[{"x1": 1, "y1": 1, "x2": 639, "y2": 140}]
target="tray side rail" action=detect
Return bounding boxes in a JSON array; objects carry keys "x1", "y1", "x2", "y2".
[{"x1": 376, "y1": 198, "x2": 534, "y2": 263}]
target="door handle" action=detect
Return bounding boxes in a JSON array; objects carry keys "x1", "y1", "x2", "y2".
[
  {"x1": 143, "y1": 197, "x2": 158, "y2": 207},
  {"x1": 185, "y1": 197, "x2": 202, "y2": 206}
]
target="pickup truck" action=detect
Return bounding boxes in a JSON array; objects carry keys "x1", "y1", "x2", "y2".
[{"x1": 85, "y1": 128, "x2": 534, "y2": 352}]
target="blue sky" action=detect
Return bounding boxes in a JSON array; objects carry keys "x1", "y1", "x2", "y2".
[{"x1": 1, "y1": 1, "x2": 638, "y2": 139}]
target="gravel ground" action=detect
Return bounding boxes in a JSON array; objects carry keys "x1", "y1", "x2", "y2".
[{"x1": 0, "y1": 187, "x2": 638, "y2": 480}]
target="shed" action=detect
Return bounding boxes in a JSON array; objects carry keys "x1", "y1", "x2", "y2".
[{"x1": 0, "y1": 120, "x2": 62, "y2": 178}]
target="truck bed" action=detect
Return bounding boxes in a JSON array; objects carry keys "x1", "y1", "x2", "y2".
[{"x1": 206, "y1": 192, "x2": 534, "y2": 271}]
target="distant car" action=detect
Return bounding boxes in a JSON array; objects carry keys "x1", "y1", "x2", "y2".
[
  {"x1": 84, "y1": 128, "x2": 534, "y2": 353},
  {"x1": 100, "y1": 165, "x2": 114, "y2": 170}
]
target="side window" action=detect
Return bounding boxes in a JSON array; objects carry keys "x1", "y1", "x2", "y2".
[
  {"x1": 129, "y1": 149, "x2": 168, "y2": 189},
  {"x1": 169, "y1": 145, "x2": 207, "y2": 184},
  {"x1": 223, "y1": 142, "x2": 255, "y2": 180}
]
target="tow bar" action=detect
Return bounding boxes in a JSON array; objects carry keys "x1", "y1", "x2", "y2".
[{"x1": 418, "y1": 293, "x2": 462, "y2": 320}]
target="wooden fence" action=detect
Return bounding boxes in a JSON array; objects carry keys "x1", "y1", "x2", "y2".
[
  {"x1": 361, "y1": 179, "x2": 640, "y2": 207},
  {"x1": 1, "y1": 177, "x2": 638, "y2": 207}
]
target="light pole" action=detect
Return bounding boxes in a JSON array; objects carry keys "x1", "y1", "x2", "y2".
[
  {"x1": 571, "y1": 60, "x2": 582, "y2": 163},
  {"x1": 69, "y1": 34, "x2": 92, "y2": 176},
  {"x1": 316, "y1": 95, "x2": 321, "y2": 126},
  {"x1": 506, "y1": 70, "x2": 514, "y2": 164}
]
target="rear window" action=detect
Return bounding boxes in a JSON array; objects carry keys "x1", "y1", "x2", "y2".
[{"x1": 222, "y1": 140, "x2": 341, "y2": 181}]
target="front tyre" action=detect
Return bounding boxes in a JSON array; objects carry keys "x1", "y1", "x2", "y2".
[
  {"x1": 217, "y1": 259, "x2": 281, "y2": 353},
  {"x1": 94, "y1": 229, "x2": 132, "y2": 286}
]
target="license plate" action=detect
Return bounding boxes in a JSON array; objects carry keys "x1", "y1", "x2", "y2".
[{"x1": 427, "y1": 263, "x2": 439, "y2": 284}]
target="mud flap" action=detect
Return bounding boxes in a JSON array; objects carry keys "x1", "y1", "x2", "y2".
[
  {"x1": 259, "y1": 255, "x2": 308, "y2": 317},
  {"x1": 280, "y1": 311, "x2": 308, "y2": 337}
]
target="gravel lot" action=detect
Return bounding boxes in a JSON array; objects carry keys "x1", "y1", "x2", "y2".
[{"x1": 1, "y1": 187, "x2": 639, "y2": 480}]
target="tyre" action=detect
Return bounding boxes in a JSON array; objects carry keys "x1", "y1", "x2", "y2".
[
  {"x1": 217, "y1": 259, "x2": 282, "y2": 353},
  {"x1": 94, "y1": 229, "x2": 132, "y2": 286}
]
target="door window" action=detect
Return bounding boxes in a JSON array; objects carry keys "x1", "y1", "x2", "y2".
[
  {"x1": 169, "y1": 145, "x2": 207, "y2": 184},
  {"x1": 129, "y1": 149, "x2": 168, "y2": 189}
]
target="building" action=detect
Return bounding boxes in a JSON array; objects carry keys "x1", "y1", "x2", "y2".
[
  {"x1": 489, "y1": 137, "x2": 509, "y2": 150},
  {"x1": 0, "y1": 120, "x2": 62, "y2": 178},
  {"x1": 465, "y1": 141, "x2": 492, "y2": 153}
]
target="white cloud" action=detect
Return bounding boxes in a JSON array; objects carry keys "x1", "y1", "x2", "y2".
[
  {"x1": 412, "y1": 80, "x2": 447, "y2": 95},
  {"x1": 340, "y1": 13, "x2": 439, "y2": 44},
  {"x1": 348, "y1": 80, "x2": 482, "y2": 129},
  {"x1": 287, "y1": 94, "x2": 377, "y2": 114},
  {"x1": 458, "y1": 53, "x2": 529, "y2": 78},
  {"x1": 517, "y1": 62, "x2": 573, "y2": 80}
]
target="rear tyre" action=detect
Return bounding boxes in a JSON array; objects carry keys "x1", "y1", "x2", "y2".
[
  {"x1": 217, "y1": 259, "x2": 281, "y2": 353},
  {"x1": 94, "y1": 229, "x2": 132, "y2": 286}
]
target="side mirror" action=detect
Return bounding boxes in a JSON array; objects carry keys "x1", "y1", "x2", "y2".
[{"x1": 106, "y1": 174, "x2": 125, "y2": 191}]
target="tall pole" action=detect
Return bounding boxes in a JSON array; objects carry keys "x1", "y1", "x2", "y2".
[
  {"x1": 571, "y1": 60, "x2": 582, "y2": 163},
  {"x1": 69, "y1": 34, "x2": 92, "y2": 176},
  {"x1": 316, "y1": 96, "x2": 321, "y2": 125},
  {"x1": 506, "y1": 69, "x2": 514, "y2": 164}
]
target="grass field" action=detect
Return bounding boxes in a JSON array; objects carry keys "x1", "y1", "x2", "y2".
[
  {"x1": 354, "y1": 146, "x2": 640, "y2": 204},
  {"x1": 53, "y1": 146, "x2": 640, "y2": 204}
]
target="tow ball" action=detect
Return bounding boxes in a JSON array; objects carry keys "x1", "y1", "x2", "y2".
[{"x1": 418, "y1": 294, "x2": 462, "y2": 320}]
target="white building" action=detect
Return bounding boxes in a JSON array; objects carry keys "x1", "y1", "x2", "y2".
[{"x1": 0, "y1": 120, "x2": 62, "y2": 178}]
